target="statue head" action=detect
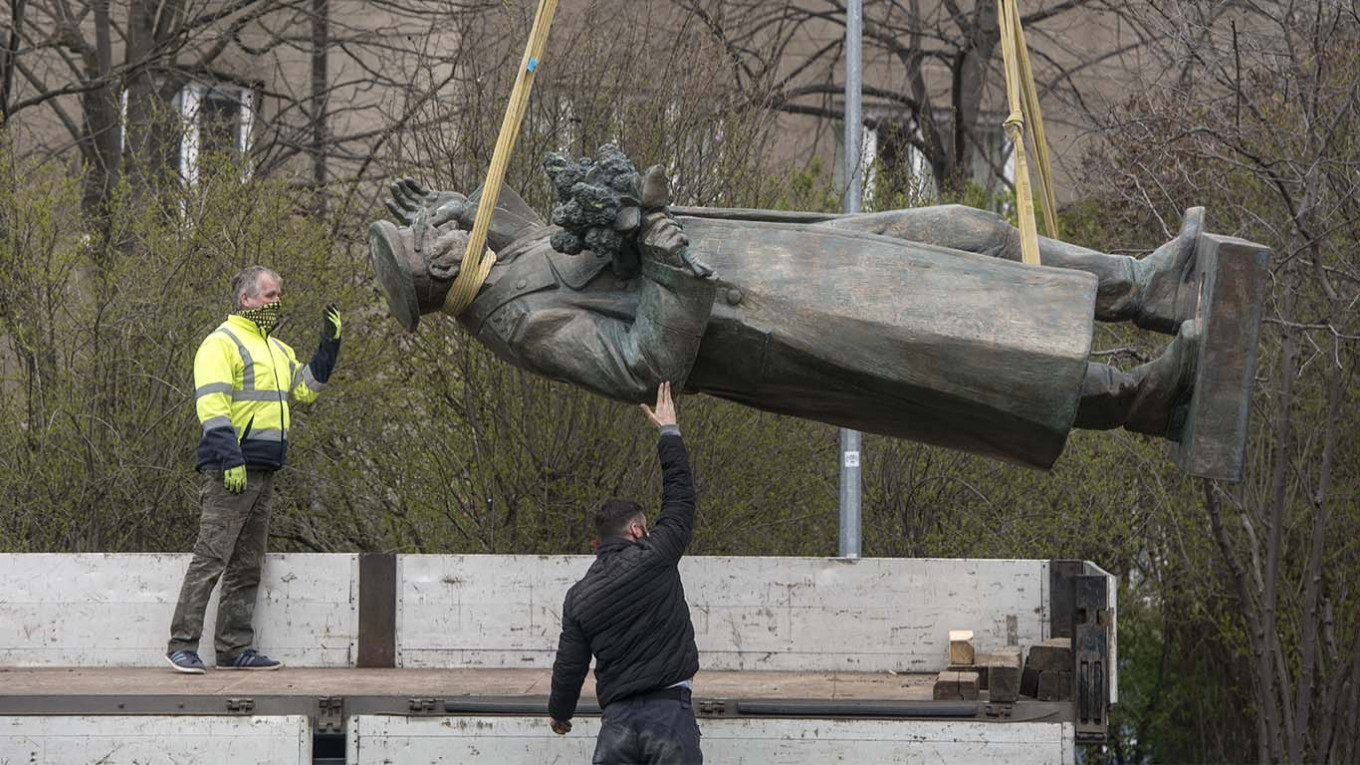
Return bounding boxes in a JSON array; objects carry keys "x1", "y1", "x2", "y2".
[
  {"x1": 370, "y1": 180, "x2": 549, "y2": 331},
  {"x1": 368, "y1": 219, "x2": 470, "y2": 332}
]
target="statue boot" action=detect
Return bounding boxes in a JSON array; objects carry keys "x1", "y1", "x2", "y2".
[
  {"x1": 1075, "y1": 320, "x2": 1201, "y2": 437},
  {"x1": 1037, "y1": 207, "x2": 1204, "y2": 334},
  {"x1": 1130, "y1": 207, "x2": 1205, "y2": 334}
]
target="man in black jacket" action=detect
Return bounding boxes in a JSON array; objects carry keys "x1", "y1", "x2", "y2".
[{"x1": 549, "y1": 381, "x2": 703, "y2": 764}]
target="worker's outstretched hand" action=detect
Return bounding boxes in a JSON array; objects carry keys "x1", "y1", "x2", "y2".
[
  {"x1": 223, "y1": 465, "x2": 247, "y2": 494},
  {"x1": 639, "y1": 381, "x2": 677, "y2": 430},
  {"x1": 323, "y1": 304, "x2": 342, "y2": 341}
]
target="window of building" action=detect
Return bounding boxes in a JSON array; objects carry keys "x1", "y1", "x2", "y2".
[
  {"x1": 900, "y1": 115, "x2": 1015, "y2": 205},
  {"x1": 175, "y1": 82, "x2": 255, "y2": 184},
  {"x1": 846, "y1": 111, "x2": 1016, "y2": 211}
]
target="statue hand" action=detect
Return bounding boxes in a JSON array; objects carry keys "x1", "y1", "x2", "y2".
[
  {"x1": 641, "y1": 213, "x2": 714, "y2": 279},
  {"x1": 640, "y1": 212, "x2": 688, "y2": 268},
  {"x1": 425, "y1": 223, "x2": 473, "y2": 280},
  {"x1": 385, "y1": 178, "x2": 469, "y2": 229}
]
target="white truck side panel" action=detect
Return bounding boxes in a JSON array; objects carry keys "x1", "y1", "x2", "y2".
[
  {"x1": 0, "y1": 553, "x2": 357, "y2": 667},
  {"x1": 0, "y1": 715, "x2": 311, "y2": 764},
  {"x1": 347, "y1": 716, "x2": 1075, "y2": 765},
  {"x1": 398, "y1": 556, "x2": 1048, "y2": 672}
]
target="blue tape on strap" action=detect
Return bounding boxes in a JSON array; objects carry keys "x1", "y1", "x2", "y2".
[{"x1": 527, "y1": 57, "x2": 539, "y2": 72}]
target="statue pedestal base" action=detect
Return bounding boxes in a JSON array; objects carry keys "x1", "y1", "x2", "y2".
[{"x1": 1170, "y1": 233, "x2": 1270, "y2": 482}]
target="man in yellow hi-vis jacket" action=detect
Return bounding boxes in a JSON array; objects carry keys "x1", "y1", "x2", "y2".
[{"x1": 166, "y1": 266, "x2": 341, "y2": 673}]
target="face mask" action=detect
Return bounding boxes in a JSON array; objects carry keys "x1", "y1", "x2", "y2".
[{"x1": 239, "y1": 300, "x2": 281, "y2": 334}]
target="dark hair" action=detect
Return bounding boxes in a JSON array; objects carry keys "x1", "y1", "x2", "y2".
[{"x1": 595, "y1": 498, "x2": 644, "y2": 538}]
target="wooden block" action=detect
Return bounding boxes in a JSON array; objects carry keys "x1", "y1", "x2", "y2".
[
  {"x1": 947, "y1": 661, "x2": 986, "y2": 690},
  {"x1": 932, "y1": 670, "x2": 980, "y2": 701},
  {"x1": 990, "y1": 663, "x2": 1022, "y2": 703},
  {"x1": 957, "y1": 671, "x2": 980, "y2": 701},
  {"x1": 949, "y1": 630, "x2": 975, "y2": 666},
  {"x1": 1026, "y1": 638, "x2": 1072, "y2": 672},
  {"x1": 933, "y1": 671, "x2": 962, "y2": 700},
  {"x1": 987, "y1": 647, "x2": 1024, "y2": 703},
  {"x1": 1171, "y1": 233, "x2": 1270, "y2": 482},
  {"x1": 1020, "y1": 666, "x2": 1040, "y2": 697},
  {"x1": 1037, "y1": 670, "x2": 1072, "y2": 701},
  {"x1": 992, "y1": 645, "x2": 1023, "y2": 664},
  {"x1": 969, "y1": 647, "x2": 1021, "y2": 691}
]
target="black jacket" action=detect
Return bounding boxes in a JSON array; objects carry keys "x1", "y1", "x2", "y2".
[{"x1": 548, "y1": 432, "x2": 699, "y2": 721}]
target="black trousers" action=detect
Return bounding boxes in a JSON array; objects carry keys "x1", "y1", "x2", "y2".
[{"x1": 593, "y1": 688, "x2": 702, "y2": 765}]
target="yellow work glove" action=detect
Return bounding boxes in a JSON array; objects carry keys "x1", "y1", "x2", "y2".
[
  {"x1": 223, "y1": 465, "x2": 247, "y2": 494},
  {"x1": 324, "y1": 304, "x2": 342, "y2": 341}
]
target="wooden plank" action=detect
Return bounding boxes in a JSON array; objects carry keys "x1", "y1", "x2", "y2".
[
  {"x1": 932, "y1": 670, "x2": 980, "y2": 701},
  {"x1": 1084, "y1": 560, "x2": 1119, "y2": 704},
  {"x1": 1048, "y1": 559, "x2": 1083, "y2": 639},
  {"x1": 0, "y1": 667, "x2": 940, "y2": 702},
  {"x1": 357, "y1": 553, "x2": 397, "y2": 668}
]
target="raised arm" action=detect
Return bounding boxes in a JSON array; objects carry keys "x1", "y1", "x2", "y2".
[
  {"x1": 639, "y1": 382, "x2": 697, "y2": 563},
  {"x1": 281, "y1": 305, "x2": 341, "y2": 404}
]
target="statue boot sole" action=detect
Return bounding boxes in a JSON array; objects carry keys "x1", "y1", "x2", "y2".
[{"x1": 1169, "y1": 234, "x2": 1271, "y2": 482}]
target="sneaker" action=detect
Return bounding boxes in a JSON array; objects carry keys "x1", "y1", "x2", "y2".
[
  {"x1": 216, "y1": 648, "x2": 282, "y2": 671},
  {"x1": 166, "y1": 650, "x2": 207, "y2": 674}
]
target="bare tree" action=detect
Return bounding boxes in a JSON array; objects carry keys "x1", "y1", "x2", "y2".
[
  {"x1": 0, "y1": 0, "x2": 481, "y2": 216},
  {"x1": 1088, "y1": 2, "x2": 1360, "y2": 761},
  {"x1": 669, "y1": 0, "x2": 1152, "y2": 198}
]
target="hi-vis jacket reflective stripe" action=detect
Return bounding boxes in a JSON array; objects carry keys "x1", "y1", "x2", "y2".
[{"x1": 194, "y1": 314, "x2": 336, "y2": 470}]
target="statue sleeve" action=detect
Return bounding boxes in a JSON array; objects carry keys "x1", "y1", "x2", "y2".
[{"x1": 515, "y1": 260, "x2": 716, "y2": 403}]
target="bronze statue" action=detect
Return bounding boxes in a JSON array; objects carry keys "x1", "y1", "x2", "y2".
[{"x1": 369, "y1": 149, "x2": 1266, "y2": 477}]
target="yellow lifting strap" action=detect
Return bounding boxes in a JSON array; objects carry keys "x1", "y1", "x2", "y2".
[
  {"x1": 443, "y1": 0, "x2": 562, "y2": 316},
  {"x1": 996, "y1": 0, "x2": 1059, "y2": 266}
]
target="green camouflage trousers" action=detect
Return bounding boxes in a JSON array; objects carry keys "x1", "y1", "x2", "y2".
[{"x1": 167, "y1": 468, "x2": 276, "y2": 659}]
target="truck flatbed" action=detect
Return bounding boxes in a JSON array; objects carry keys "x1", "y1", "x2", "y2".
[{"x1": 0, "y1": 554, "x2": 1109, "y2": 763}]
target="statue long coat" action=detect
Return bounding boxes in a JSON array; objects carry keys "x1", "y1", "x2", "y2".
[{"x1": 449, "y1": 207, "x2": 1097, "y2": 469}]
